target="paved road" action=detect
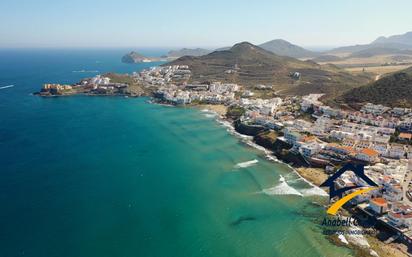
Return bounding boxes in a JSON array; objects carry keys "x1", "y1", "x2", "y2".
[{"x1": 402, "y1": 168, "x2": 412, "y2": 205}]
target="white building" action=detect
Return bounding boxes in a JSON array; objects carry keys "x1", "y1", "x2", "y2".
[
  {"x1": 299, "y1": 142, "x2": 322, "y2": 157},
  {"x1": 283, "y1": 128, "x2": 302, "y2": 145},
  {"x1": 368, "y1": 198, "x2": 388, "y2": 215},
  {"x1": 355, "y1": 148, "x2": 379, "y2": 163}
]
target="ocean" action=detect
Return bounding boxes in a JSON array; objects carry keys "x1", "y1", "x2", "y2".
[{"x1": 0, "y1": 48, "x2": 353, "y2": 257}]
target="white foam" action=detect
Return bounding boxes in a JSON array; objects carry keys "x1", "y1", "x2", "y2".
[
  {"x1": 201, "y1": 109, "x2": 220, "y2": 119},
  {"x1": 203, "y1": 113, "x2": 216, "y2": 118},
  {"x1": 244, "y1": 140, "x2": 267, "y2": 152},
  {"x1": 217, "y1": 119, "x2": 233, "y2": 129},
  {"x1": 236, "y1": 133, "x2": 253, "y2": 140},
  {"x1": 235, "y1": 159, "x2": 258, "y2": 168},
  {"x1": 0, "y1": 85, "x2": 14, "y2": 90},
  {"x1": 265, "y1": 154, "x2": 278, "y2": 162},
  {"x1": 277, "y1": 164, "x2": 328, "y2": 198},
  {"x1": 286, "y1": 177, "x2": 304, "y2": 183},
  {"x1": 338, "y1": 235, "x2": 349, "y2": 245},
  {"x1": 262, "y1": 175, "x2": 303, "y2": 196},
  {"x1": 300, "y1": 187, "x2": 329, "y2": 197},
  {"x1": 72, "y1": 70, "x2": 99, "y2": 73},
  {"x1": 216, "y1": 119, "x2": 253, "y2": 140}
]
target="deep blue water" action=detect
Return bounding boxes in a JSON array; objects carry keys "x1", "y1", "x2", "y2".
[{"x1": 0, "y1": 49, "x2": 353, "y2": 257}]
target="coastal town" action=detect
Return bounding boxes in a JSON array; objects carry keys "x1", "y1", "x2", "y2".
[
  {"x1": 9, "y1": 1, "x2": 412, "y2": 257},
  {"x1": 38, "y1": 64, "x2": 412, "y2": 254}
]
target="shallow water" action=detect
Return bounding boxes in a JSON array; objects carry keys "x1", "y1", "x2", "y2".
[{"x1": 0, "y1": 49, "x2": 353, "y2": 257}]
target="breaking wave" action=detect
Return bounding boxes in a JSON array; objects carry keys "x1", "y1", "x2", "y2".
[
  {"x1": 203, "y1": 113, "x2": 216, "y2": 118},
  {"x1": 0, "y1": 85, "x2": 14, "y2": 90},
  {"x1": 234, "y1": 159, "x2": 258, "y2": 168},
  {"x1": 216, "y1": 119, "x2": 253, "y2": 140},
  {"x1": 262, "y1": 175, "x2": 303, "y2": 196},
  {"x1": 72, "y1": 70, "x2": 99, "y2": 73},
  {"x1": 244, "y1": 140, "x2": 267, "y2": 152},
  {"x1": 300, "y1": 187, "x2": 328, "y2": 197}
]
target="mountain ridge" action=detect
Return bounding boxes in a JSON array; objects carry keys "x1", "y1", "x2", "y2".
[
  {"x1": 371, "y1": 31, "x2": 412, "y2": 46},
  {"x1": 327, "y1": 31, "x2": 412, "y2": 56},
  {"x1": 165, "y1": 42, "x2": 371, "y2": 97},
  {"x1": 167, "y1": 48, "x2": 212, "y2": 58},
  {"x1": 258, "y1": 39, "x2": 319, "y2": 58}
]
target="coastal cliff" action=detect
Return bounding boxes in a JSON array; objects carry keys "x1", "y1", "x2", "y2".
[
  {"x1": 234, "y1": 120, "x2": 265, "y2": 136},
  {"x1": 232, "y1": 122, "x2": 310, "y2": 168}
]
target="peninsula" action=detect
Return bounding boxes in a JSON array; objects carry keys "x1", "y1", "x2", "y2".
[{"x1": 121, "y1": 51, "x2": 169, "y2": 63}]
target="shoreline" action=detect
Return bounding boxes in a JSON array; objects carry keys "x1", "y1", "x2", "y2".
[
  {"x1": 182, "y1": 101, "x2": 411, "y2": 257},
  {"x1": 34, "y1": 92, "x2": 409, "y2": 257},
  {"x1": 198, "y1": 103, "x2": 329, "y2": 193}
]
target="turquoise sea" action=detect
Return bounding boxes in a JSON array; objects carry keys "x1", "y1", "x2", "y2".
[{"x1": 0, "y1": 48, "x2": 353, "y2": 257}]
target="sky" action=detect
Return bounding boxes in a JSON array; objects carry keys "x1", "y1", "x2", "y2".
[{"x1": 0, "y1": 0, "x2": 412, "y2": 49}]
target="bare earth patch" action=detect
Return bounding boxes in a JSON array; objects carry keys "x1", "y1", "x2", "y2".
[
  {"x1": 345, "y1": 64, "x2": 412, "y2": 76},
  {"x1": 295, "y1": 167, "x2": 328, "y2": 187}
]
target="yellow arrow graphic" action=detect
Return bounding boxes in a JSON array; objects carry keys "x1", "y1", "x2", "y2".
[{"x1": 327, "y1": 187, "x2": 377, "y2": 215}]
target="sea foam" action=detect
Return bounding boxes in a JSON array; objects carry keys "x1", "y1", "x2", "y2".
[
  {"x1": 300, "y1": 187, "x2": 329, "y2": 197},
  {"x1": 262, "y1": 175, "x2": 303, "y2": 196},
  {"x1": 234, "y1": 159, "x2": 258, "y2": 168},
  {"x1": 72, "y1": 70, "x2": 99, "y2": 73},
  {"x1": 216, "y1": 119, "x2": 253, "y2": 140},
  {"x1": 0, "y1": 85, "x2": 14, "y2": 90},
  {"x1": 203, "y1": 113, "x2": 217, "y2": 118}
]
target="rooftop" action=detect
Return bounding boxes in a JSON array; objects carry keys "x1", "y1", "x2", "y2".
[
  {"x1": 371, "y1": 197, "x2": 387, "y2": 206},
  {"x1": 361, "y1": 148, "x2": 379, "y2": 157}
]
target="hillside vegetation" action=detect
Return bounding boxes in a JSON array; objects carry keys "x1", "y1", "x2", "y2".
[
  {"x1": 166, "y1": 42, "x2": 371, "y2": 98},
  {"x1": 338, "y1": 67, "x2": 412, "y2": 108}
]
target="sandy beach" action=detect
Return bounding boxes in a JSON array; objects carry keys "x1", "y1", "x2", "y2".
[
  {"x1": 195, "y1": 104, "x2": 228, "y2": 116},
  {"x1": 295, "y1": 167, "x2": 328, "y2": 187}
]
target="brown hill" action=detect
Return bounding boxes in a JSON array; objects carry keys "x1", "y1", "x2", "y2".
[
  {"x1": 165, "y1": 42, "x2": 371, "y2": 97},
  {"x1": 258, "y1": 39, "x2": 319, "y2": 58},
  {"x1": 338, "y1": 66, "x2": 412, "y2": 108}
]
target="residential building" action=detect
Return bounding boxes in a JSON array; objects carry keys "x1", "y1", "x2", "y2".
[
  {"x1": 355, "y1": 148, "x2": 380, "y2": 163},
  {"x1": 369, "y1": 198, "x2": 388, "y2": 215}
]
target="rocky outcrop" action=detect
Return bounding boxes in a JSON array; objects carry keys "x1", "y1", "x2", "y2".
[
  {"x1": 253, "y1": 130, "x2": 310, "y2": 167},
  {"x1": 121, "y1": 51, "x2": 151, "y2": 63},
  {"x1": 234, "y1": 120, "x2": 266, "y2": 136}
]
